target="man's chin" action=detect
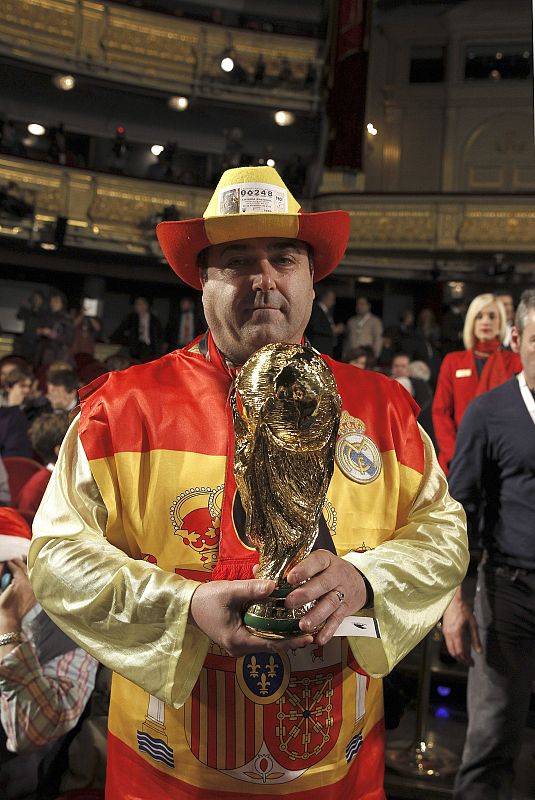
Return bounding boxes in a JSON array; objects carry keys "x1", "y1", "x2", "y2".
[{"x1": 239, "y1": 323, "x2": 301, "y2": 359}]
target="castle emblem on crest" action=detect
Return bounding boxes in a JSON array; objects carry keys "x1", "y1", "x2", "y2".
[{"x1": 335, "y1": 411, "x2": 382, "y2": 485}]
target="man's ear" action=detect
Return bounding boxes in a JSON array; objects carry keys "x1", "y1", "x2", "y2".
[{"x1": 510, "y1": 325, "x2": 520, "y2": 354}]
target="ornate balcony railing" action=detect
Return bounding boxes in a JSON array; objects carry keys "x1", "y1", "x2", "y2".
[
  {"x1": 0, "y1": 0, "x2": 323, "y2": 111},
  {"x1": 1, "y1": 157, "x2": 534, "y2": 279}
]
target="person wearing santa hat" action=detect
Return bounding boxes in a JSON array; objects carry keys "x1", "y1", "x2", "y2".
[{"x1": 0, "y1": 507, "x2": 97, "y2": 799}]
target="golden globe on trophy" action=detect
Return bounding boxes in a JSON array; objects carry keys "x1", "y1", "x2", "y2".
[{"x1": 232, "y1": 343, "x2": 341, "y2": 638}]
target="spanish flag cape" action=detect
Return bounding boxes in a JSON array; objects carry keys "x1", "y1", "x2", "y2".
[{"x1": 79, "y1": 333, "x2": 424, "y2": 800}]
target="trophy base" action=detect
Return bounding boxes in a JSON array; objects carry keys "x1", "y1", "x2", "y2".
[{"x1": 244, "y1": 582, "x2": 317, "y2": 640}]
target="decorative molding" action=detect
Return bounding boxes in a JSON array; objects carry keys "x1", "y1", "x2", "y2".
[
  {"x1": 459, "y1": 209, "x2": 535, "y2": 247},
  {"x1": 317, "y1": 191, "x2": 535, "y2": 254}
]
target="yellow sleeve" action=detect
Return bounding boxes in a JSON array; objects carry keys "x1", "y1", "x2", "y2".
[
  {"x1": 342, "y1": 425, "x2": 468, "y2": 677},
  {"x1": 28, "y1": 416, "x2": 210, "y2": 709}
]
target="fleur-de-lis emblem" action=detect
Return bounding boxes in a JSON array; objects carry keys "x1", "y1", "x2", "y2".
[
  {"x1": 257, "y1": 673, "x2": 270, "y2": 695},
  {"x1": 266, "y1": 656, "x2": 278, "y2": 678},
  {"x1": 247, "y1": 656, "x2": 260, "y2": 677}
]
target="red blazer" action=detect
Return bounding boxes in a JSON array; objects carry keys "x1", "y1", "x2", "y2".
[{"x1": 432, "y1": 348, "x2": 521, "y2": 473}]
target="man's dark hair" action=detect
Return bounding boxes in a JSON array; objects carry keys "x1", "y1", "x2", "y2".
[
  {"x1": 315, "y1": 284, "x2": 335, "y2": 302},
  {"x1": 47, "y1": 369, "x2": 78, "y2": 393},
  {"x1": 28, "y1": 412, "x2": 70, "y2": 464},
  {"x1": 133, "y1": 295, "x2": 151, "y2": 307}
]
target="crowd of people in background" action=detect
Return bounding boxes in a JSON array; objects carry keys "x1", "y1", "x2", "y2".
[{"x1": 0, "y1": 283, "x2": 520, "y2": 511}]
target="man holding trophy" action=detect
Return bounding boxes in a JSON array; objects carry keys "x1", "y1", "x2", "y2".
[{"x1": 29, "y1": 166, "x2": 468, "y2": 799}]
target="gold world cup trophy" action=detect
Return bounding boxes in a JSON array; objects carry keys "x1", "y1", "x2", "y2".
[{"x1": 232, "y1": 343, "x2": 341, "y2": 638}]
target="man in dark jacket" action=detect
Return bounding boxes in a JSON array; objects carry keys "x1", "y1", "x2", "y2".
[
  {"x1": 111, "y1": 297, "x2": 164, "y2": 362},
  {"x1": 305, "y1": 286, "x2": 344, "y2": 357}
]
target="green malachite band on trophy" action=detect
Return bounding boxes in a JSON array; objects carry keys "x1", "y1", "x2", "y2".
[
  {"x1": 269, "y1": 582, "x2": 293, "y2": 599},
  {"x1": 243, "y1": 611, "x2": 302, "y2": 635}
]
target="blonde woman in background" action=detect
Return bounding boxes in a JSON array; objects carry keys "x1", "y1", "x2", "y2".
[{"x1": 432, "y1": 293, "x2": 521, "y2": 474}]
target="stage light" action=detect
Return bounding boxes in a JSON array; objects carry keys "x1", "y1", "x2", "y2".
[
  {"x1": 434, "y1": 707, "x2": 450, "y2": 719},
  {"x1": 357, "y1": 276, "x2": 374, "y2": 284},
  {"x1": 151, "y1": 145, "x2": 164, "y2": 156},
  {"x1": 266, "y1": 158, "x2": 276, "y2": 167},
  {"x1": 168, "y1": 96, "x2": 189, "y2": 111},
  {"x1": 53, "y1": 74, "x2": 76, "y2": 91},
  {"x1": 437, "y1": 685, "x2": 452, "y2": 697},
  {"x1": 221, "y1": 55, "x2": 235, "y2": 73},
  {"x1": 28, "y1": 123, "x2": 46, "y2": 136},
  {"x1": 274, "y1": 111, "x2": 295, "y2": 127},
  {"x1": 366, "y1": 123, "x2": 378, "y2": 136}
]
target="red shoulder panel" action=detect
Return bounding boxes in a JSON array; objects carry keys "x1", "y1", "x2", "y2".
[{"x1": 79, "y1": 351, "x2": 232, "y2": 460}]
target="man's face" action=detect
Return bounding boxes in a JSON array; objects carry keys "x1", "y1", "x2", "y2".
[
  {"x1": 356, "y1": 297, "x2": 370, "y2": 315},
  {"x1": 47, "y1": 383, "x2": 74, "y2": 410},
  {"x1": 391, "y1": 356, "x2": 410, "y2": 378},
  {"x1": 498, "y1": 295, "x2": 514, "y2": 322},
  {"x1": 134, "y1": 298, "x2": 149, "y2": 315},
  {"x1": 200, "y1": 237, "x2": 314, "y2": 365},
  {"x1": 512, "y1": 309, "x2": 535, "y2": 386},
  {"x1": 322, "y1": 290, "x2": 336, "y2": 310},
  {"x1": 50, "y1": 295, "x2": 63, "y2": 313}
]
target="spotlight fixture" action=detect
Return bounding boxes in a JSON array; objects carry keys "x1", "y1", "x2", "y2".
[
  {"x1": 221, "y1": 53, "x2": 235, "y2": 73},
  {"x1": 168, "y1": 95, "x2": 189, "y2": 111},
  {"x1": 274, "y1": 110, "x2": 295, "y2": 127},
  {"x1": 366, "y1": 123, "x2": 378, "y2": 136},
  {"x1": 151, "y1": 145, "x2": 164, "y2": 156},
  {"x1": 266, "y1": 158, "x2": 276, "y2": 167},
  {"x1": 357, "y1": 276, "x2": 374, "y2": 284},
  {"x1": 52, "y1": 74, "x2": 76, "y2": 91},
  {"x1": 28, "y1": 123, "x2": 46, "y2": 136}
]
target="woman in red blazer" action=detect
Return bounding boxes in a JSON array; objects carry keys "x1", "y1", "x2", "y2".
[{"x1": 432, "y1": 293, "x2": 521, "y2": 474}]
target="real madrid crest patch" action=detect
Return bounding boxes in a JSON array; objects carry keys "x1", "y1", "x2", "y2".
[{"x1": 335, "y1": 410, "x2": 382, "y2": 484}]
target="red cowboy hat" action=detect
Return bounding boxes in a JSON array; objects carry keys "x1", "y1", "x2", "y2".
[{"x1": 156, "y1": 166, "x2": 350, "y2": 290}]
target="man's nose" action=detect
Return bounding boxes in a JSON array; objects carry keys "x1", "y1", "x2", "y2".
[{"x1": 251, "y1": 259, "x2": 276, "y2": 292}]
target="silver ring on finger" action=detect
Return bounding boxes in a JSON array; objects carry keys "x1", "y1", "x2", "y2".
[{"x1": 335, "y1": 590, "x2": 345, "y2": 603}]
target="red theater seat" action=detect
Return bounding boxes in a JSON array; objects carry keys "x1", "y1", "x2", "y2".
[{"x1": 3, "y1": 456, "x2": 43, "y2": 506}]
